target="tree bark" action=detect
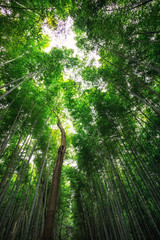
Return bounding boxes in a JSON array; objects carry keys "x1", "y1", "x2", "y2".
[{"x1": 40, "y1": 118, "x2": 66, "y2": 240}]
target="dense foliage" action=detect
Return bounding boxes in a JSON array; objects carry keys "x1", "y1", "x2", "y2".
[{"x1": 0, "y1": 0, "x2": 160, "y2": 239}]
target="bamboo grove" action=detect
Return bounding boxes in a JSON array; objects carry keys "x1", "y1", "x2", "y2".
[{"x1": 0, "y1": 0, "x2": 160, "y2": 239}]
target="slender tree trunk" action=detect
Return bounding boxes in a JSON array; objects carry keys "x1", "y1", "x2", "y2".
[
  {"x1": 105, "y1": 48, "x2": 160, "y2": 74},
  {"x1": 24, "y1": 134, "x2": 51, "y2": 240},
  {"x1": 8, "y1": 175, "x2": 37, "y2": 240},
  {"x1": 103, "y1": 58, "x2": 160, "y2": 98},
  {"x1": 0, "y1": 72, "x2": 34, "y2": 90},
  {"x1": 134, "y1": 30, "x2": 160, "y2": 35},
  {"x1": 118, "y1": 88, "x2": 160, "y2": 130},
  {"x1": 0, "y1": 53, "x2": 25, "y2": 67},
  {"x1": 0, "y1": 102, "x2": 35, "y2": 188},
  {"x1": 0, "y1": 4, "x2": 39, "y2": 11},
  {"x1": 0, "y1": 111, "x2": 52, "y2": 234},
  {"x1": 0, "y1": 70, "x2": 41, "y2": 101},
  {"x1": 40, "y1": 118, "x2": 66, "y2": 240},
  {"x1": 0, "y1": 92, "x2": 20, "y2": 122},
  {"x1": 116, "y1": 82, "x2": 160, "y2": 115},
  {"x1": 133, "y1": 40, "x2": 160, "y2": 44},
  {"x1": 105, "y1": 0, "x2": 153, "y2": 12}
]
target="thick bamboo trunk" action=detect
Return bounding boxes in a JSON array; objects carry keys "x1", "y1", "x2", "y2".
[{"x1": 41, "y1": 118, "x2": 66, "y2": 240}]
